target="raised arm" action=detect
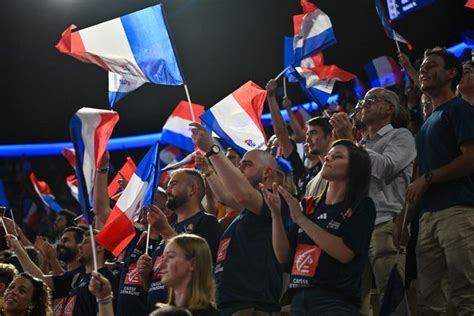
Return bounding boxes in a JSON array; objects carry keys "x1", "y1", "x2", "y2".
[
  {"x1": 265, "y1": 79, "x2": 294, "y2": 158},
  {"x1": 190, "y1": 123, "x2": 264, "y2": 215},
  {"x1": 282, "y1": 97, "x2": 307, "y2": 143},
  {"x1": 94, "y1": 151, "x2": 112, "y2": 228},
  {"x1": 398, "y1": 52, "x2": 420, "y2": 88}
]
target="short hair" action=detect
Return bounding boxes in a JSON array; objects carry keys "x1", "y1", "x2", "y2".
[
  {"x1": 368, "y1": 87, "x2": 401, "y2": 120},
  {"x1": 57, "y1": 209, "x2": 77, "y2": 227},
  {"x1": 170, "y1": 169, "x2": 206, "y2": 201},
  {"x1": 306, "y1": 116, "x2": 333, "y2": 136},
  {"x1": 424, "y1": 47, "x2": 463, "y2": 91},
  {"x1": 63, "y1": 226, "x2": 84, "y2": 244},
  {"x1": 0, "y1": 263, "x2": 18, "y2": 287}
]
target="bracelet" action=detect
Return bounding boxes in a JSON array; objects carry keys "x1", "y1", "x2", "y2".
[
  {"x1": 96, "y1": 293, "x2": 113, "y2": 305},
  {"x1": 97, "y1": 167, "x2": 109, "y2": 174}
]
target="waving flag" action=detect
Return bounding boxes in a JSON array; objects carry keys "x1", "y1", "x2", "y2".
[
  {"x1": 66, "y1": 175, "x2": 79, "y2": 202},
  {"x1": 22, "y1": 199, "x2": 41, "y2": 228},
  {"x1": 108, "y1": 72, "x2": 147, "y2": 107},
  {"x1": 96, "y1": 142, "x2": 160, "y2": 256},
  {"x1": 300, "y1": 0, "x2": 318, "y2": 14},
  {"x1": 161, "y1": 101, "x2": 205, "y2": 153},
  {"x1": 200, "y1": 81, "x2": 267, "y2": 156},
  {"x1": 365, "y1": 56, "x2": 402, "y2": 88},
  {"x1": 70, "y1": 107, "x2": 119, "y2": 224},
  {"x1": 380, "y1": 264, "x2": 411, "y2": 316},
  {"x1": 56, "y1": 4, "x2": 185, "y2": 103},
  {"x1": 293, "y1": 65, "x2": 356, "y2": 107},
  {"x1": 62, "y1": 148, "x2": 76, "y2": 169},
  {"x1": 107, "y1": 157, "x2": 137, "y2": 198},
  {"x1": 29, "y1": 172, "x2": 62, "y2": 212},
  {"x1": 466, "y1": 0, "x2": 474, "y2": 9},
  {"x1": 374, "y1": 0, "x2": 413, "y2": 50},
  {"x1": 284, "y1": 36, "x2": 324, "y2": 83},
  {"x1": 293, "y1": 6, "x2": 336, "y2": 63}
]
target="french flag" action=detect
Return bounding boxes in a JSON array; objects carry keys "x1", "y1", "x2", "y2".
[
  {"x1": 108, "y1": 72, "x2": 146, "y2": 108},
  {"x1": 66, "y1": 175, "x2": 79, "y2": 202},
  {"x1": 161, "y1": 101, "x2": 205, "y2": 153},
  {"x1": 69, "y1": 107, "x2": 119, "y2": 224},
  {"x1": 22, "y1": 199, "x2": 40, "y2": 228},
  {"x1": 96, "y1": 142, "x2": 160, "y2": 257},
  {"x1": 374, "y1": 0, "x2": 413, "y2": 50},
  {"x1": 364, "y1": 56, "x2": 402, "y2": 88},
  {"x1": 284, "y1": 36, "x2": 324, "y2": 83},
  {"x1": 200, "y1": 81, "x2": 267, "y2": 156},
  {"x1": 293, "y1": 6, "x2": 336, "y2": 63},
  {"x1": 56, "y1": 4, "x2": 185, "y2": 102},
  {"x1": 62, "y1": 148, "x2": 76, "y2": 169},
  {"x1": 293, "y1": 65, "x2": 356, "y2": 107},
  {"x1": 107, "y1": 157, "x2": 137, "y2": 199},
  {"x1": 29, "y1": 172, "x2": 62, "y2": 212}
]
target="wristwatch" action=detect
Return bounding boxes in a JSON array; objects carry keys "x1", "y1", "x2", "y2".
[
  {"x1": 423, "y1": 171, "x2": 433, "y2": 185},
  {"x1": 205, "y1": 145, "x2": 220, "y2": 158}
]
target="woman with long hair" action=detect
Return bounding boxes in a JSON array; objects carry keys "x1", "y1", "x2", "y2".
[
  {"x1": 262, "y1": 139, "x2": 376, "y2": 315},
  {"x1": 2, "y1": 272, "x2": 52, "y2": 316},
  {"x1": 152, "y1": 234, "x2": 218, "y2": 316}
]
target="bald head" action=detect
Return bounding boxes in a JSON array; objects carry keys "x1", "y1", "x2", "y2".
[{"x1": 239, "y1": 150, "x2": 277, "y2": 187}]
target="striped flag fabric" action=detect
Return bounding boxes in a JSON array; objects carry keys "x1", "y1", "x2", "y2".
[
  {"x1": 29, "y1": 172, "x2": 62, "y2": 212},
  {"x1": 66, "y1": 175, "x2": 79, "y2": 202},
  {"x1": 69, "y1": 107, "x2": 119, "y2": 224},
  {"x1": 107, "y1": 157, "x2": 137, "y2": 199},
  {"x1": 293, "y1": 65, "x2": 356, "y2": 107},
  {"x1": 108, "y1": 72, "x2": 146, "y2": 108},
  {"x1": 200, "y1": 81, "x2": 268, "y2": 156},
  {"x1": 364, "y1": 56, "x2": 402, "y2": 88},
  {"x1": 293, "y1": 6, "x2": 336, "y2": 63},
  {"x1": 56, "y1": 4, "x2": 185, "y2": 103},
  {"x1": 374, "y1": 0, "x2": 413, "y2": 49},
  {"x1": 96, "y1": 142, "x2": 160, "y2": 256},
  {"x1": 62, "y1": 148, "x2": 76, "y2": 169},
  {"x1": 161, "y1": 101, "x2": 205, "y2": 153},
  {"x1": 380, "y1": 264, "x2": 412, "y2": 316},
  {"x1": 284, "y1": 36, "x2": 324, "y2": 83}
]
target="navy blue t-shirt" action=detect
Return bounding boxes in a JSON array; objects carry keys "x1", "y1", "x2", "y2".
[
  {"x1": 53, "y1": 266, "x2": 118, "y2": 316},
  {"x1": 146, "y1": 211, "x2": 221, "y2": 313},
  {"x1": 116, "y1": 228, "x2": 160, "y2": 316},
  {"x1": 215, "y1": 192, "x2": 290, "y2": 313},
  {"x1": 288, "y1": 197, "x2": 375, "y2": 307},
  {"x1": 416, "y1": 97, "x2": 474, "y2": 212}
]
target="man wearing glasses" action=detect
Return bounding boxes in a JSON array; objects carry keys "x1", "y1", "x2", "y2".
[{"x1": 331, "y1": 87, "x2": 416, "y2": 314}]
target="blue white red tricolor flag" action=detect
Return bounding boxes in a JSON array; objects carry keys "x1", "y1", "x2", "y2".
[
  {"x1": 293, "y1": 5, "x2": 336, "y2": 63},
  {"x1": 108, "y1": 157, "x2": 137, "y2": 200},
  {"x1": 96, "y1": 142, "x2": 160, "y2": 256},
  {"x1": 284, "y1": 36, "x2": 324, "y2": 83},
  {"x1": 292, "y1": 65, "x2": 356, "y2": 107},
  {"x1": 69, "y1": 107, "x2": 119, "y2": 224},
  {"x1": 161, "y1": 101, "x2": 205, "y2": 153},
  {"x1": 56, "y1": 4, "x2": 185, "y2": 104},
  {"x1": 29, "y1": 172, "x2": 62, "y2": 212},
  {"x1": 108, "y1": 72, "x2": 147, "y2": 107},
  {"x1": 200, "y1": 81, "x2": 268, "y2": 156},
  {"x1": 374, "y1": 0, "x2": 413, "y2": 50},
  {"x1": 364, "y1": 56, "x2": 402, "y2": 88}
]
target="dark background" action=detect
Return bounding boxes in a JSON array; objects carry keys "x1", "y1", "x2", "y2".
[{"x1": 0, "y1": 0, "x2": 472, "y2": 214}]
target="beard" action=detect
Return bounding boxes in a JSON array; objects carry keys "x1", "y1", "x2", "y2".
[
  {"x1": 57, "y1": 245, "x2": 77, "y2": 263},
  {"x1": 166, "y1": 193, "x2": 188, "y2": 211}
]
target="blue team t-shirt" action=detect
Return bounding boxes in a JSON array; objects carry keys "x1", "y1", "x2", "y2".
[
  {"x1": 288, "y1": 196, "x2": 375, "y2": 307},
  {"x1": 415, "y1": 97, "x2": 474, "y2": 212},
  {"x1": 116, "y1": 228, "x2": 160, "y2": 316},
  {"x1": 214, "y1": 192, "x2": 290, "y2": 314},
  {"x1": 146, "y1": 211, "x2": 221, "y2": 313}
]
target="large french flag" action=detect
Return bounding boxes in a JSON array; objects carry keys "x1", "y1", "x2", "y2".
[
  {"x1": 56, "y1": 4, "x2": 185, "y2": 102},
  {"x1": 374, "y1": 0, "x2": 413, "y2": 50},
  {"x1": 284, "y1": 36, "x2": 324, "y2": 83},
  {"x1": 108, "y1": 72, "x2": 147, "y2": 108},
  {"x1": 29, "y1": 172, "x2": 63, "y2": 212},
  {"x1": 293, "y1": 6, "x2": 336, "y2": 63},
  {"x1": 69, "y1": 107, "x2": 119, "y2": 224},
  {"x1": 96, "y1": 142, "x2": 160, "y2": 257},
  {"x1": 161, "y1": 101, "x2": 205, "y2": 153},
  {"x1": 364, "y1": 56, "x2": 402, "y2": 88},
  {"x1": 293, "y1": 65, "x2": 356, "y2": 107},
  {"x1": 200, "y1": 81, "x2": 267, "y2": 156}
]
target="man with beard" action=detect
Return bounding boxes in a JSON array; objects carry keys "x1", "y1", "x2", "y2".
[
  {"x1": 190, "y1": 123, "x2": 290, "y2": 316},
  {"x1": 136, "y1": 168, "x2": 221, "y2": 314}
]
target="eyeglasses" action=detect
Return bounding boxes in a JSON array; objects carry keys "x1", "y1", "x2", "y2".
[{"x1": 358, "y1": 95, "x2": 393, "y2": 107}]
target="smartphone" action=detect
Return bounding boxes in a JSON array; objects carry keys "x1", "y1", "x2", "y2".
[{"x1": 0, "y1": 207, "x2": 5, "y2": 217}]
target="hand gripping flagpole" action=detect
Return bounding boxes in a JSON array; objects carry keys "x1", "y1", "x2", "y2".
[
  {"x1": 283, "y1": 76, "x2": 288, "y2": 98},
  {"x1": 275, "y1": 66, "x2": 290, "y2": 81},
  {"x1": 394, "y1": 203, "x2": 410, "y2": 265},
  {"x1": 145, "y1": 142, "x2": 161, "y2": 256},
  {"x1": 184, "y1": 84, "x2": 196, "y2": 122}
]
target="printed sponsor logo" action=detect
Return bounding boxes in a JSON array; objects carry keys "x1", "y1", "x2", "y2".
[
  {"x1": 63, "y1": 296, "x2": 76, "y2": 316},
  {"x1": 216, "y1": 238, "x2": 231, "y2": 263},
  {"x1": 317, "y1": 213, "x2": 327, "y2": 220},
  {"x1": 124, "y1": 263, "x2": 142, "y2": 286},
  {"x1": 326, "y1": 220, "x2": 341, "y2": 230},
  {"x1": 244, "y1": 139, "x2": 256, "y2": 147},
  {"x1": 53, "y1": 298, "x2": 65, "y2": 316},
  {"x1": 291, "y1": 244, "x2": 321, "y2": 277}
]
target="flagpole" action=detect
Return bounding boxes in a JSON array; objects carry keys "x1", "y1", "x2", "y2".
[
  {"x1": 283, "y1": 76, "x2": 288, "y2": 98},
  {"x1": 145, "y1": 223, "x2": 151, "y2": 256},
  {"x1": 394, "y1": 39, "x2": 401, "y2": 53},
  {"x1": 88, "y1": 223, "x2": 98, "y2": 272},
  {"x1": 183, "y1": 84, "x2": 196, "y2": 122},
  {"x1": 8, "y1": 209, "x2": 17, "y2": 236},
  {"x1": 274, "y1": 66, "x2": 290, "y2": 81},
  {"x1": 394, "y1": 203, "x2": 409, "y2": 265}
]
